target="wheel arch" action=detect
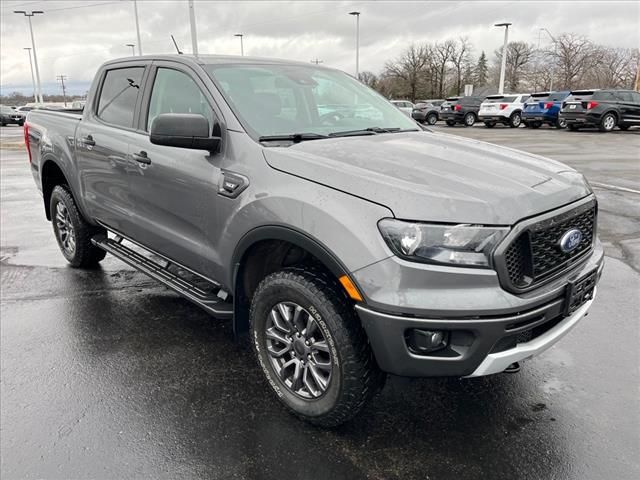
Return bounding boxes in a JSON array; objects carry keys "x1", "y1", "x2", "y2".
[
  {"x1": 231, "y1": 225, "x2": 361, "y2": 336},
  {"x1": 41, "y1": 157, "x2": 71, "y2": 220}
]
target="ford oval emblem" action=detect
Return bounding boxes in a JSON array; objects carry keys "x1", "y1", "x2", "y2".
[{"x1": 559, "y1": 229, "x2": 583, "y2": 253}]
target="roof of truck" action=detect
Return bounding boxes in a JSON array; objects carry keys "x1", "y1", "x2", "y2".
[{"x1": 103, "y1": 54, "x2": 333, "y2": 69}]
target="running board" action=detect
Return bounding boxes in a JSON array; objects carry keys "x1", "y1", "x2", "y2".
[{"x1": 91, "y1": 234, "x2": 233, "y2": 319}]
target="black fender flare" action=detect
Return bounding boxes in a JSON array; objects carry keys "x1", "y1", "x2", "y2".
[{"x1": 230, "y1": 225, "x2": 357, "y2": 335}]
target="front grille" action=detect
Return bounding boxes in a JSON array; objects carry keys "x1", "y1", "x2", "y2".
[{"x1": 499, "y1": 199, "x2": 596, "y2": 292}]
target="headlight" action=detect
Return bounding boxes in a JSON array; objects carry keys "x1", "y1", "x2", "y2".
[{"x1": 378, "y1": 219, "x2": 509, "y2": 267}]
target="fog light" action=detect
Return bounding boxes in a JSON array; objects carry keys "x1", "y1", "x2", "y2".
[{"x1": 407, "y1": 329, "x2": 449, "y2": 354}]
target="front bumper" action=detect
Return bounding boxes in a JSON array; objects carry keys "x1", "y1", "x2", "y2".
[{"x1": 354, "y1": 242, "x2": 604, "y2": 378}]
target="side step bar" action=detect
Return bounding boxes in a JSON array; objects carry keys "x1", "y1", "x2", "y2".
[{"x1": 91, "y1": 234, "x2": 233, "y2": 319}]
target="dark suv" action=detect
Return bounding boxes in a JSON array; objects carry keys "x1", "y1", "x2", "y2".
[
  {"x1": 411, "y1": 99, "x2": 444, "y2": 125},
  {"x1": 439, "y1": 96, "x2": 483, "y2": 127},
  {"x1": 559, "y1": 89, "x2": 640, "y2": 132}
]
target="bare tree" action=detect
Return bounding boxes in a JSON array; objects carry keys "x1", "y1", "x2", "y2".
[
  {"x1": 451, "y1": 37, "x2": 472, "y2": 95},
  {"x1": 548, "y1": 33, "x2": 596, "y2": 89},
  {"x1": 494, "y1": 41, "x2": 535, "y2": 92},
  {"x1": 590, "y1": 47, "x2": 638, "y2": 88},
  {"x1": 383, "y1": 44, "x2": 430, "y2": 102},
  {"x1": 358, "y1": 71, "x2": 378, "y2": 89},
  {"x1": 432, "y1": 40, "x2": 456, "y2": 98}
]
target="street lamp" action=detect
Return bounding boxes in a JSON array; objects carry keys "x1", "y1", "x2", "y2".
[
  {"x1": 132, "y1": 0, "x2": 142, "y2": 55},
  {"x1": 494, "y1": 22, "x2": 512, "y2": 94},
  {"x1": 349, "y1": 11, "x2": 360, "y2": 78},
  {"x1": 14, "y1": 10, "x2": 44, "y2": 104},
  {"x1": 234, "y1": 34, "x2": 244, "y2": 56},
  {"x1": 126, "y1": 43, "x2": 135, "y2": 56},
  {"x1": 188, "y1": 0, "x2": 198, "y2": 55},
  {"x1": 23, "y1": 48, "x2": 37, "y2": 103}
]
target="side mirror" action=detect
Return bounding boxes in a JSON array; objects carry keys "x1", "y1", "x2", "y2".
[{"x1": 150, "y1": 113, "x2": 220, "y2": 152}]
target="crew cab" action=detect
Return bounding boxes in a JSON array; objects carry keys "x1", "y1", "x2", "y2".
[
  {"x1": 478, "y1": 94, "x2": 530, "y2": 128},
  {"x1": 24, "y1": 55, "x2": 603, "y2": 427},
  {"x1": 560, "y1": 89, "x2": 640, "y2": 132}
]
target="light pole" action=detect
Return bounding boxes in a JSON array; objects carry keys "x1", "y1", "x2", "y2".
[
  {"x1": 494, "y1": 22, "x2": 511, "y2": 94},
  {"x1": 126, "y1": 43, "x2": 135, "y2": 56},
  {"x1": 14, "y1": 10, "x2": 44, "y2": 104},
  {"x1": 540, "y1": 28, "x2": 556, "y2": 91},
  {"x1": 349, "y1": 11, "x2": 360, "y2": 78},
  {"x1": 188, "y1": 0, "x2": 198, "y2": 55},
  {"x1": 234, "y1": 34, "x2": 244, "y2": 56},
  {"x1": 24, "y1": 47, "x2": 37, "y2": 103},
  {"x1": 133, "y1": 0, "x2": 142, "y2": 55}
]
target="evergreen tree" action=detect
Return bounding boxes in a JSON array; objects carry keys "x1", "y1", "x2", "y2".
[{"x1": 475, "y1": 51, "x2": 488, "y2": 86}]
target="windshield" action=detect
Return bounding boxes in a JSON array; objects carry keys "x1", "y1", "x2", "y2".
[{"x1": 204, "y1": 63, "x2": 418, "y2": 139}]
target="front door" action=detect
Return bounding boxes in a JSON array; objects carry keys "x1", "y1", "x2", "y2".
[{"x1": 126, "y1": 65, "x2": 223, "y2": 277}]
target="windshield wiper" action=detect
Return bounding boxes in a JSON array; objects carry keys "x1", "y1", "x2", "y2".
[
  {"x1": 329, "y1": 127, "x2": 419, "y2": 137},
  {"x1": 259, "y1": 133, "x2": 328, "y2": 144}
]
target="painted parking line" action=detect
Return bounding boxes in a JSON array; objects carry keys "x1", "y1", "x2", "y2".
[{"x1": 590, "y1": 182, "x2": 640, "y2": 195}]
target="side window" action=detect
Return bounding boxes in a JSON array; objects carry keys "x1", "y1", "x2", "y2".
[
  {"x1": 96, "y1": 67, "x2": 144, "y2": 128},
  {"x1": 618, "y1": 91, "x2": 635, "y2": 102},
  {"x1": 147, "y1": 68, "x2": 214, "y2": 131},
  {"x1": 631, "y1": 92, "x2": 640, "y2": 104}
]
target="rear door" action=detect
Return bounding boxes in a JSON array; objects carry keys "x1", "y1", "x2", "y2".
[
  {"x1": 76, "y1": 63, "x2": 148, "y2": 233},
  {"x1": 618, "y1": 91, "x2": 640, "y2": 124},
  {"x1": 125, "y1": 62, "x2": 225, "y2": 276}
]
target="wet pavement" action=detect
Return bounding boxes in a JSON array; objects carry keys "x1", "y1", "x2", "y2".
[{"x1": 1, "y1": 124, "x2": 639, "y2": 479}]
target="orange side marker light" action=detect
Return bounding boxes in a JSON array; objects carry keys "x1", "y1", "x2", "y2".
[{"x1": 339, "y1": 275, "x2": 363, "y2": 302}]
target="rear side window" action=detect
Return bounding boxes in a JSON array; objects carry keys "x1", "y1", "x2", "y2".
[
  {"x1": 593, "y1": 91, "x2": 616, "y2": 101},
  {"x1": 97, "y1": 67, "x2": 144, "y2": 128},
  {"x1": 147, "y1": 68, "x2": 214, "y2": 130}
]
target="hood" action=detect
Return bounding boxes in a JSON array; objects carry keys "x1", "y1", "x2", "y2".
[{"x1": 263, "y1": 131, "x2": 592, "y2": 225}]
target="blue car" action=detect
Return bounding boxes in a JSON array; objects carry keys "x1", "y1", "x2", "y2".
[{"x1": 522, "y1": 91, "x2": 571, "y2": 129}]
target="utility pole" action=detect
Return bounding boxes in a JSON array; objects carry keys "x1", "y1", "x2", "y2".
[
  {"x1": 188, "y1": 0, "x2": 198, "y2": 55},
  {"x1": 14, "y1": 10, "x2": 44, "y2": 104},
  {"x1": 133, "y1": 0, "x2": 142, "y2": 55},
  {"x1": 349, "y1": 11, "x2": 360, "y2": 78},
  {"x1": 234, "y1": 34, "x2": 244, "y2": 56},
  {"x1": 24, "y1": 48, "x2": 37, "y2": 103},
  {"x1": 310, "y1": 58, "x2": 323, "y2": 65},
  {"x1": 57, "y1": 75, "x2": 68, "y2": 106},
  {"x1": 494, "y1": 22, "x2": 512, "y2": 94}
]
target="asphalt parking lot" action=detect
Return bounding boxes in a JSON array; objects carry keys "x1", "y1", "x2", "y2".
[{"x1": 1, "y1": 123, "x2": 639, "y2": 479}]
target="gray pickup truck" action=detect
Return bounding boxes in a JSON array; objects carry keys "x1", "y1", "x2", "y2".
[{"x1": 25, "y1": 54, "x2": 603, "y2": 426}]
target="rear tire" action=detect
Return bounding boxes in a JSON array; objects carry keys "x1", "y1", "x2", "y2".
[
  {"x1": 463, "y1": 112, "x2": 476, "y2": 127},
  {"x1": 508, "y1": 111, "x2": 522, "y2": 128},
  {"x1": 555, "y1": 118, "x2": 567, "y2": 129},
  {"x1": 50, "y1": 185, "x2": 107, "y2": 268},
  {"x1": 599, "y1": 112, "x2": 616, "y2": 132},
  {"x1": 426, "y1": 113, "x2": 438, "y2": 125},
  {"x1": 445, "y1": 120, "x2": 456, "y2": 127},
  {"x1": 250, "y1": 268, "x2": 384, "y2": 427}
]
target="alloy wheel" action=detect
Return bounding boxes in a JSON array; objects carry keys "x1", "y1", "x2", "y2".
[
  {"x1": 265, "y1": 302, "x2": 333, "y2": 399},
  {"x1": 55, "y1": 202, "x2": 76, "y2": 255},
  {"x1": 603, "y1": 115, "x2": 615, "y2": 131}
]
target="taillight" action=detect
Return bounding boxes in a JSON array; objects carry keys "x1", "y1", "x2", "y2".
[
  {"x1": 544, "y1": 102, "x2": 554, "y2": 109},
  {"x1": 454, "y1": 104, "x2": 462, "y2": 111},
  {"x1": 586, "y1": 101, "x2": 599, "y2": 110},
  {"x1": 23, "y1": 122, "x2": 33, "y2": 164},
  {"x1": 499, "y1": 103, "x2": 508, "y2": 110}
]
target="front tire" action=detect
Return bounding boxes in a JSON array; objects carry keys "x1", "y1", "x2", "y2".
[
  {"x1": 426, "y1": 113, "x2": 438, "y2": 125},
  {"x1": 599, "y1": 112, "x2": 616, "y2": 132},
  {"x1": 50, "y1": 185, "x2": 107, "y2": 268},
  {"x1": 250, "y1": 268, "x2": 384, "y2": 427}
]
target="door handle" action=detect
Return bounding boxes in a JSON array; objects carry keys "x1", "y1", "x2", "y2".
[
  {"x1": 132, "y1": 151, "x2": 151, "y2": 165},
  {"x1": 81, "y1": 135, "x2": 95, "y2": 147}
]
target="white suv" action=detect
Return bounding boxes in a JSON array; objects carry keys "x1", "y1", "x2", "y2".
[
  {"x1": 478, "y1": 94, "x2": 530, "y2": 128},
  {"x1": 390, "y1": 100, "x2": 415, "y2": 116}
]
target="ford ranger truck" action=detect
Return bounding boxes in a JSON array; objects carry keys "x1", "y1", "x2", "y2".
[{"x1": 24, "y1": 55, "x2": 603, "y2": 427}]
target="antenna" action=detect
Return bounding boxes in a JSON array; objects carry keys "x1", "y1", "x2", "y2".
[{"x1": 171, "y1": 35, "x2": 183, "y2": 54}]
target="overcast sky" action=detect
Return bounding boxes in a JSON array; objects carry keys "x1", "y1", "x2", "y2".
[{"x1": 1, "y1": 0, "x2": 638, "y2": 96}]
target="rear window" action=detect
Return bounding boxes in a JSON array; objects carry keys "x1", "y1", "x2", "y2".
[
  {"x1": 485, "y1": 96, "x2": 517, "y2": 103},
  {"x1": 569, "y1": 91, "x2": 594, "y2": 101},
  {"x1": 96, "y1": 66, "x2": 145, "y2": 128},
  {"x1": 445, "y1": 97, "x2": 460, "y2": 102},
  {"x1": 548, "y1": 91, "x2": 570, "y2": 102}
]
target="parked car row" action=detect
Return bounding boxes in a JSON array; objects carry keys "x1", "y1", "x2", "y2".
[{"x1": 407, "y1": 89, "x2": 640, "y2": 132}]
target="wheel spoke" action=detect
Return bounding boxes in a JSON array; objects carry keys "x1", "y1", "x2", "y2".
[
  {"x1": 313, "y1": 359, "x2": 332, "y2": 372},
  {"x1": 304, "y1": 314, "x2": 316, "y2": 337},
  {"x1": 270, "y1": 308, "x2": 290, "y2": 333},
  {"x1": 308, "y1": 363, "x2": 328, "y2": 392},
  {"x1": 290, "y1": 361, "x2": 303, "y2": 391},
  {"x1": 266, "y1": 326, "x2": 290, "y2": 345},
  {"x1": 312, "y1": 340, "x2": 329, "y2": 353},
  {"x1": 267, "y1": 342, "x2": 291, "y2": 358}
]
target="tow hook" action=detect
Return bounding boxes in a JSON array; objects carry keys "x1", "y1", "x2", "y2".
[{"x1": 504, "y1": 362, "x2": 521, "y2": 373}]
